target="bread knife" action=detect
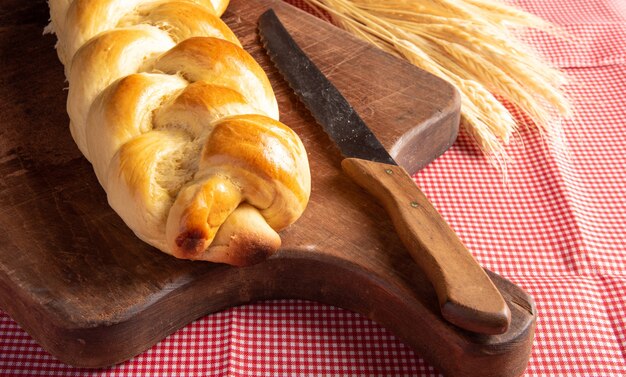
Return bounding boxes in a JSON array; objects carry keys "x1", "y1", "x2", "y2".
[{"x1": 258, "y1": 9, "x2": 510, "y2": 335}]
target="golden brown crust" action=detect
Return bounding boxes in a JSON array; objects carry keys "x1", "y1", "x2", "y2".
[
  {"x1": 124, "y1": 2, "x2": 240, "y2": 46},
  {"x1": 49, "y1": 0, "x2": 311, "y2": 266},
  {"x1": 209, "y1": 204, "x2": 281, "y2": 266},
  {"x1": 155, "y1": 37, "x2": 279, "y2": 119},
  {"x1": 50, "y1": 0, "x2": 227, "y2": 67},
  {"x1": 69, "y1": 26, "x2": 175, "y2": 157},
  {"x1": 87, "y1": 73, "x2": 187, "y2": 186},
  {"x1": 201, "y1": 115, "x2": 310, "y2": 228}
]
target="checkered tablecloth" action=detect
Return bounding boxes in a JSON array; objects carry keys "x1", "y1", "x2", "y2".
[{"x1": 2, "y1": 0, "x2": 625, "y2": 375}]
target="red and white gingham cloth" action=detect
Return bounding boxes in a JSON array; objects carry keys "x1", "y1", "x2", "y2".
[{"x1": 2, "y1": 0, "x2": 625, "y2": 375}]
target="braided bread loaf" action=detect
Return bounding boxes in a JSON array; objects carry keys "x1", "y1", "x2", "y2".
[{"x1": 47, "y1": 0, "x2": 311, "y2": 265}]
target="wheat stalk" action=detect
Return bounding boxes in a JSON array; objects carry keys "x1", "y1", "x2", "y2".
[{"x1": 303, "y1": 0, "x2": 571, "y2": 164}]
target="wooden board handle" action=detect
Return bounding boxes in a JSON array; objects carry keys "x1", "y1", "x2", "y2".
[{"x1": 342, "y1": 157, "x2": 511, "y2": 334}]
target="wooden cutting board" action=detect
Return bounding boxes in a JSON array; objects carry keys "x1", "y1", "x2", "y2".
[{"x1": 0, "y1": 0, "x2": 536, "y2": 375}]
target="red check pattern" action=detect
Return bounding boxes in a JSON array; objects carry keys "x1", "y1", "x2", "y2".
[{"x1": 2, "y1": 0, "x2": 626, "y2": 375}]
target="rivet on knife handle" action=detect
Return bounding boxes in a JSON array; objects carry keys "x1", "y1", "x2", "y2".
[{"x1": 258, "y1": 9, "x2": 511, "y2": 334}]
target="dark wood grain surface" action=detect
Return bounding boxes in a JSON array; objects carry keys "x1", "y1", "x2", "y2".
[{"x1": 0, "y1": 0, "x2": 535, "y2": 375}]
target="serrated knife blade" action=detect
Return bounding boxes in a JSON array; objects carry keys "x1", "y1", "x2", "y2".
[
  {"x1": 257, "y1": 8, "x2": 394, "y2": 165},
  {"x1": 258, "y1": 8, "x2": 510, "y2": 335}
]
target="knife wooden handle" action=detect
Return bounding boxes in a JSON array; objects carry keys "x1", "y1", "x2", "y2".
[{"x1": 341, "y1": 157, "x2": 511, "y2": 335}]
